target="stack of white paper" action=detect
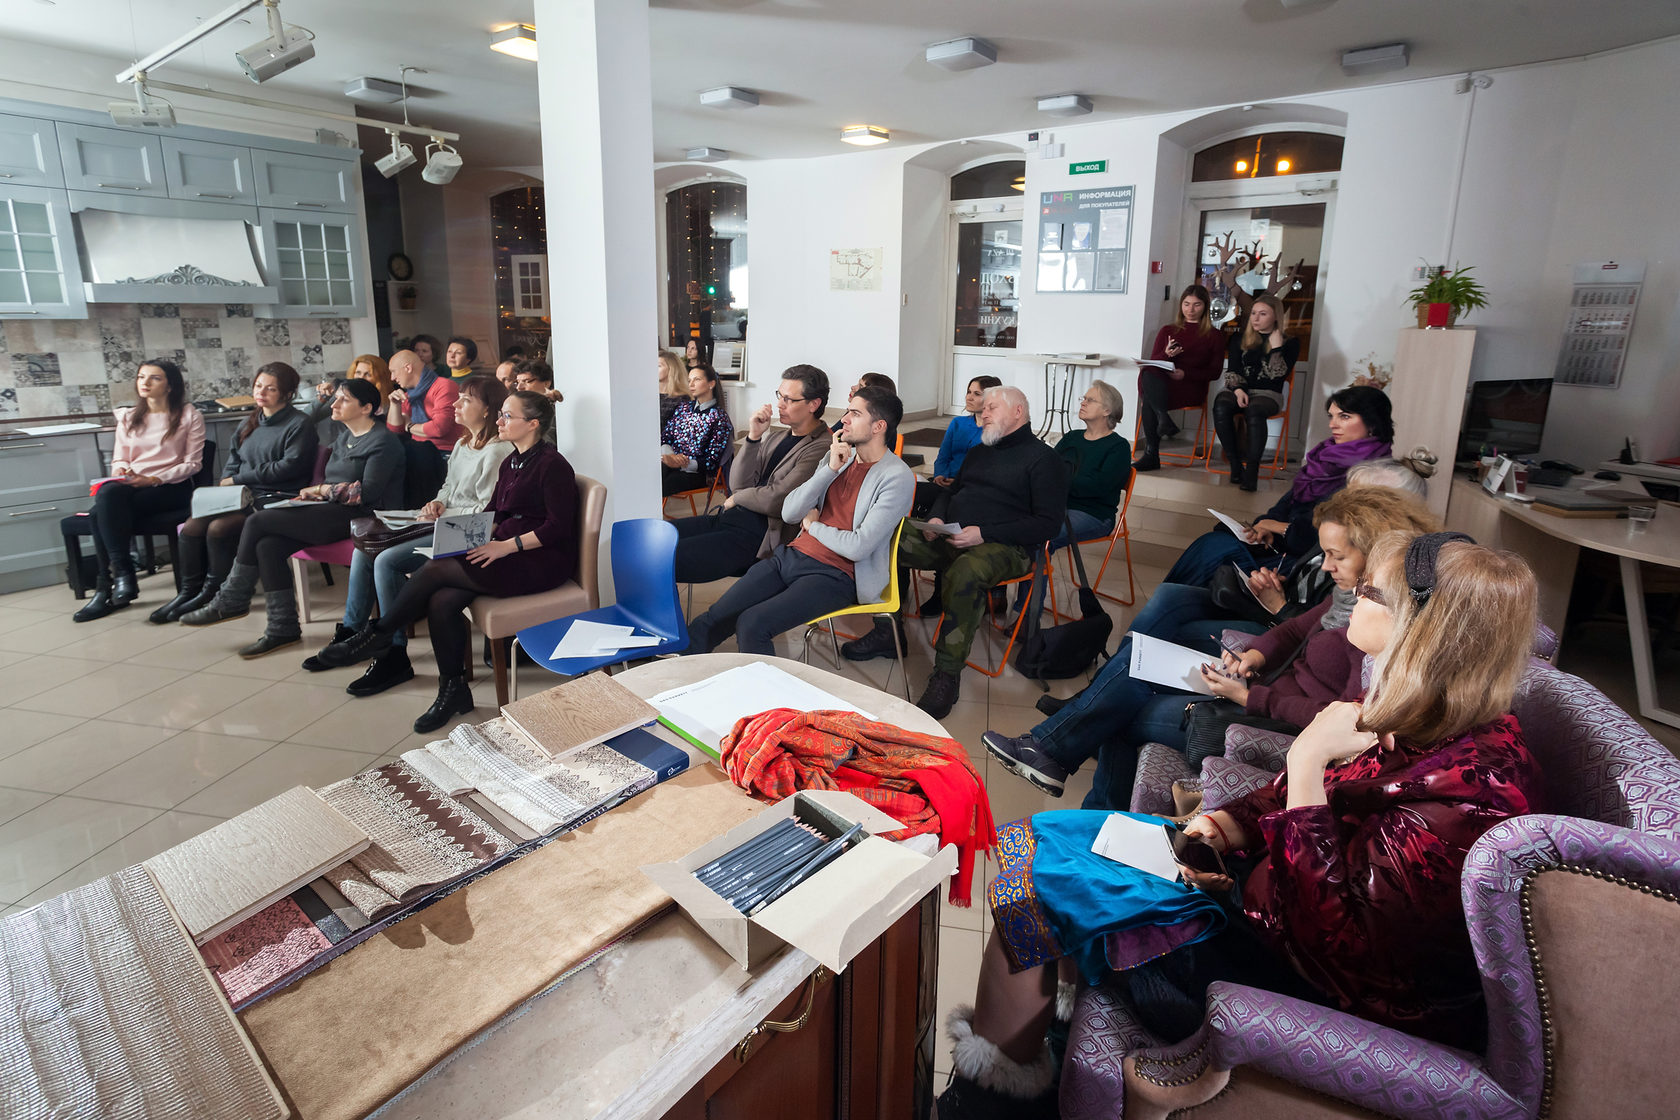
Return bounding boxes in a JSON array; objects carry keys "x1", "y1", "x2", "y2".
[
  {"x1": 1128, "y1": 633, "x2": 1217, "y2": 696},
  {"x1": 649, "y1": 661, "x2": 877, "y2": 749},
  {"x1": 550, "y1": 618, "x2": 664, "y2": 660}
]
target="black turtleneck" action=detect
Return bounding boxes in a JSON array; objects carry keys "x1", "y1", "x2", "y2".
[{"x1": 928, "y1": 424, "x2": 1068, "y2": 548}]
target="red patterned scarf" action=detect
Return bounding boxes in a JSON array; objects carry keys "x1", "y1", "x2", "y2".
[{"x1": 720, "y1": 708, "x2": 996, "y2": 906}]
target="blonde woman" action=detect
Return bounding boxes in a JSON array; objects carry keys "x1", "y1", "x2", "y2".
[
  {"x1": 1215, "y1": 294, "x2": 1298, "y2": 490},
  {"x1": 658, "y1": 349, "x2": 687, "y2": 427}
]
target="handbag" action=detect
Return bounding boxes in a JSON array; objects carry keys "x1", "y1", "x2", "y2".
[
  {"x1": 350, "y1": 515, "x2": 435, "y2": 556},
  {"x1": 1012, "y1": 518, "x2": 1114, "y2": 684}
]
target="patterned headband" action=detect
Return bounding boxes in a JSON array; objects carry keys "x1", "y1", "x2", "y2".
[{"x1": 1404, "y1": 531, "x2": 1475, "y2": 609}]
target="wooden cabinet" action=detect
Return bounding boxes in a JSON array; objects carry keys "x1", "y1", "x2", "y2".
[
  {"x1": 251, "y1": 148, "x2": 356, "y2": 212},
  {"x1": 0, "y1": 184, "x2": 88, "y2": 319},
  {"x1": 1388, "y1": 327, "x2": 1478, "y2": 517},
  {"x1": 161, "y1": 136, "x2": 256, "y2": 203},
  {"x1": 256, "y1": 207, "x2": 365, "y2": 318},
  {"x1": 0, "y1": 112, "x2": 63, "y2": 188},
  {"x1": 56, "y1": 123, "x2": 167, "y2": 196}
]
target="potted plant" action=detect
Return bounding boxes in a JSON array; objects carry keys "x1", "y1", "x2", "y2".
[{"x1": 1406, "y1": 264, "x2": 1488, "y2": 328}]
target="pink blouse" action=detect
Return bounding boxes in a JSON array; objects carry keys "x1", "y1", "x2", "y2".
[{"x1": 110, "y1": 405, "x2": 207, "y2": 485}]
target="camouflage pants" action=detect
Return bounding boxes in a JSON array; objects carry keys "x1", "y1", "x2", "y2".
[{"x1": 897, "y1": 534, "x2": 1032, "y2": 673}]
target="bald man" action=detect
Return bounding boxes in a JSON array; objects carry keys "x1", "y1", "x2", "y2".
[
  {"x1": 387, "y1": 348, "x2": 462, "y2": 452},
  {"x1": 842, "y1": 385, "x2": 1066, "y2": 718}
]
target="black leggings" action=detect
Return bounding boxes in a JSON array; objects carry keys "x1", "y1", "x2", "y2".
[
  {"x1": 89, "y1": 479, "x2": 193, "y2": 568},
  {"x1": 1211, "y1": 391, "x2": 1280, "y2": 478},
  {"x1": 179, "y1": 510, "x2": 250, "y2": 579},
  {"x1": 236, "y1": 504, "x2": 361, "y2": 589},
  {"x1": 1137, "y1": 369, "x2": 1173, "y2": 449},
  {"x1": 374, "y1": 559, "x2": 494, "y2": 675}
]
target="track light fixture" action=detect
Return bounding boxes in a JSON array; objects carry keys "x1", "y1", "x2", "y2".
[
  {"x1": 375, "y1": 131, "x2": 416, "y2": 178},
  {"x1": 108, "y1": 76, "x2": 176, "y2": 128},
  {"x1": 422, "y1": 139, "x2": 462, "y2": 184},
  {"x1": 235, "y1": 0, "x2": 315, "y2": 83}
]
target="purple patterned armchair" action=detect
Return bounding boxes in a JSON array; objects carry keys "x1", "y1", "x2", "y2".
[{"x1": 1069, "y1": 658, "x2": 1680, "y2": 1119}]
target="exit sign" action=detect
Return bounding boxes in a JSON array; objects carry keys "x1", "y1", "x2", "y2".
[{"x1": 1069, "y1": 160, "x2": 1107, "y2": 175}]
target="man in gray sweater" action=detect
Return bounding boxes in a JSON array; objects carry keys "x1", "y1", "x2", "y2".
[{"x1": 683, "y1": 385, "x2": 914, "y2": 656}]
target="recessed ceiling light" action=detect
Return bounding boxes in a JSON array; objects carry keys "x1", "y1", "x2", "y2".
[
  {"x1": 925, "y1": 37, "x2": 997, "y2": 71},
  {"x1": 1340, "y1": 42, "x2": 1408, "y2": 76},
  {"x1": 841, "y1": 124, "x2": 889, "y2": 146},
  {"x1": 686, "y1": 147, "x2": 731, "y2": 162},
  {"x1": 343, "y1": 76, "x2": 404, "y2": 104},
  {"x1": 490, "y1": 24, "x2": 537, "y2": 61},
  {"x1": 1037, "y1": 94, "x2": 1092, "y2": 118},
  {"x1": 699, "y1": 86, "x2": 759, "y2": 110}
]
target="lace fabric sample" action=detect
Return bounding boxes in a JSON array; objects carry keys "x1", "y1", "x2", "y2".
[
  {"x1": 200, "y1": 895, "x2": 333, "y2": 1005},
  {"x1": 1, "y1": 866, "x2": 286, "y2": 1119},
  {"x1": 317, "y1": 761, "x2": 515, "y2": 919},
  {"x1": 428, "y1": 719, "x2": 654, "y2": 834}
]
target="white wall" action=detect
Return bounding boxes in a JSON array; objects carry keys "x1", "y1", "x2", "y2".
[{"x1": 897, "y1": 161, "x2": 948, "y2": 416}]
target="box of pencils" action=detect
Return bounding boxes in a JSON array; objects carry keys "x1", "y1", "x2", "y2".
[{"x1": 641, "y1": 790, "x2": 956, "y2": 971}]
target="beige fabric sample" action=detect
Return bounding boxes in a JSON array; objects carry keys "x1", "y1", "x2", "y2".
[
  {"x1": 499, "y1": 671, "x2": 659, "y2": 756},
  {"x1": 240, "y1": 768, "x2": 761, "y2": 1120},
  {"x1": 144, "y1": 786, "x2": 369, "y2": 943},
  {"x1": 1, "y1": 865, "x2": 288, "y2": 1120}
]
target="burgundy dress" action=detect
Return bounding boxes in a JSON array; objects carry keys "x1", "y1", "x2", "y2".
[
  {"x1": 450, "y1": 442, "x2": 577, "y2": 597},
  {"x1": 1146, "y1": 324, "x2": 1227, "y2": 411},
  {"x1": 1222, "y1": 714, "x2": 1544, "y2": 1048}
]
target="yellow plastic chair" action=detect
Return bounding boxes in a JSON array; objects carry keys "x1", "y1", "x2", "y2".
[{"x1": 801, "y1": 518, "x2": 909, "y2": 699}]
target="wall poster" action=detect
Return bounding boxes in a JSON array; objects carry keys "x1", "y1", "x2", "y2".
[
  {"x1": 1036, "y1": 185, "x2": 1133, "y2": 294},
  {"x1": 1553, "y1": 260, "x2": 1643, "y2": 389},
  {"x1": 829, "y1": 247, "x2": 884, "y2": 291}
]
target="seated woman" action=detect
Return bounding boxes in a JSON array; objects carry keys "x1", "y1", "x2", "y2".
[
  {"x1": 181, "y1": 379, "x2": 404, "y2": 657},
  {"x1": 444, "y1": 336, "x2": 477, "y2": 380},
  {"x1": 982, "y1": 486, "x2": 1440, "y2": 809},
  {"x1": 1164, "y1": 385, "x2": 1394, "y2": 588},
  {"x1": 150, "y1": 362, "x2": 318, "y2": 624},
  {"x1": 1048, "y1": 378, "x2": 1130, "y2": 552},
  {"x1": 1133, "y1": 284, "x2": 1225, "y2": 472},
  {"x1": 661, "y1": 363, "x2": 733, "y2": 496},
  {"x1": 938, "y1": 531, "x2": 1544, "y2": 1118},
  {"x1": 314, "y1": 391, "x2": 578, "y2": 733},
  {"x1": 1214, "y1": 294, "x2": 1299, "y2": 491},
  {"x1": 72, "y1": 359, "x2": 207, "y2": 622},
  {"x1": 304, "y1": 375, "x2": 512, "y2": 695},
  {"x1": 657, "y1": 350, "x2": 688, "y2": 428}
]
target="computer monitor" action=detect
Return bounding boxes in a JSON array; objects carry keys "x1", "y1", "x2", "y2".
[{"x1": 1458, "y1": 377, "x2": 1553, "y2": 461}]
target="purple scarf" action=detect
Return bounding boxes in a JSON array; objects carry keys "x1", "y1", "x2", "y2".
[{"x1": 1291, "y1": 436, "x2": 1391, "y2": 504}]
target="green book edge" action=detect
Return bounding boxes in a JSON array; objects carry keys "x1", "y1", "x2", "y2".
[{"x1": 657, "y1": 715, "x2": 721, "y2": 760}]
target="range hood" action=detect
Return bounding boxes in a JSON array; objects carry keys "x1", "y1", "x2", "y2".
[{"x1": 74, "y1": 204, "x2": 278, "y2": 305}]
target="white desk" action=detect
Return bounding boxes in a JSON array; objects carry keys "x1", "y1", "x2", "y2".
[
  {"x1": 1446, "y1": 478, "x2": 1680, "y2": 729},
  {"x1": 376, "y1": 654, "x2": 950, "y2": 1120}
]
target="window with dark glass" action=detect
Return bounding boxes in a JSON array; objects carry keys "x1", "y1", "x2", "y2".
[
  {"x1": 1191, "y1": 132, "x2": 1343, "y2": 182},
  {"x1": 491, "y1": 186, "x2": 550, "y2": 360},
  {"x1": 953, "y1": 220, "x2": 1020, "y2": 348},
  {"x1": 950, "y1": 160, "x2": 1026, "y2": 201},
  {"x1": 665, "y1": 182, "x2": 747, "y2": 357}
]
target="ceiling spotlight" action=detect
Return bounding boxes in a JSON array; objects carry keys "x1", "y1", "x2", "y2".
[
  {"x1": 235, "y1": 2, "x2": 315, "y2": 83},
  {"x1": 1234, "y1": 159, "x2": 1249, "y2": 172},
  {"x1": 108, "y1": 78, "x2": 175, "y2": 128},
  {"x1": 1276, "y1": 158, "x2": 1292, "y2": 173},
  {"x1": 490, "y1": 24, "x2": 538, "y2": 61},
  {"x1": 375, "y1": 131, "x2": 416, "y2": 178},
  {"x1": 841, "y1": 124, "x2": 890, "y2": 146},
  {"x1": 1340, "y1": 42, "x2": 1409, "y2": 76},
  {"x1": 686, "y1": 147, "x2": 731, "y2": 163},
  {"x1": 343, "y1": 76, "x2": 404, "y2": 104},
  {"x1": 925, "y1": 37, "x2": 997, "y2": 71},
  {"x1": 421, "y1": 139, "x2": 462, "y2": 185},
  {"x1": 1037, "y1": 94, "x2": 1092, "y2": 118},
  {"x1": 699, "y1": 86, "x2": 759, "y2": 110}
]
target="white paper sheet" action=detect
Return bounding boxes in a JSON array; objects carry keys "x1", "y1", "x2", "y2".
[
  {"x1": 1091, "y1": 814, "x2": 1181, "y2": 881},
  {"x1": 649, "y1": 662, "x2": 877, "y2": 749},
  {"x1": 908, "y1": 519, "x2": 963, "y2": 536},
  {"x1": 16, "y1": 422, "x2": 102, "y2": 435},
  {"x1": 1134, "y1": 358, "x2": 1177, "y2": 371},
  {"x1": 549, "y1": 619, "x2": 662, "y2": 660},
  {"x1": 1128, "y1": 633, "x2": 1217, "y2": 696},
  {"x1": 1208, "y1": 508, "x2": 1251, "y2": 538}
]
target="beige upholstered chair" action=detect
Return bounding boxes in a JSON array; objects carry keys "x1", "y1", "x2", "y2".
[{"x1": 464, "y1": 473, "x2": 608, "y2": 706}]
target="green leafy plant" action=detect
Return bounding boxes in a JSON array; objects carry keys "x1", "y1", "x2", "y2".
[{"x1": 1405, "y1": 263, "x2": 1490, "y2": 318}]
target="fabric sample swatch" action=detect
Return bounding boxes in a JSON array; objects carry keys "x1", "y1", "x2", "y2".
[
  {"x1": 200, "y1": 895, "x2": 333, "y2": 1005},
  {"x1": 316, "y1": 761, "x2": 514, "y2": 919},
  {"x1": 1, "y1": 866, "x2": 287, "y2": 1119},
  {"x1": 290, "y1": 885, "x2": 353, "y2": 944},
  {"x1": 499, "y1": 672, "x2": 659, "y2": 756}
]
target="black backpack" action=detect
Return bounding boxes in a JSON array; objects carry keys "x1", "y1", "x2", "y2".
[
  {"x1": 1013, "y1": 519, "x2": 1114, "y2": 684},
  {"x1": 401, "y1": 433, "x2": 448, "y2": 507}
]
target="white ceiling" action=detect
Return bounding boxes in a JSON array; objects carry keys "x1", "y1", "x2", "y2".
[{"x1": 5, "y1": 0, "x2": 1679, "y2": 169}]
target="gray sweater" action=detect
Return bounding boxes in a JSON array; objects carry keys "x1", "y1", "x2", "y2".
[
  {"x1": 324, "y1": 424, "x2": 405, "y2": 509},
  {"x1": 223, "y1": 406, "x2": 318, "y2": 495},
  {"x1": 782, "y1": 451, "x2": 916, "y2": 604}
]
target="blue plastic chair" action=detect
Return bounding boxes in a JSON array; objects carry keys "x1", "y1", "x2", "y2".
[{"x1": 510, "y1": 518, "x2": 688, "y2": 695}]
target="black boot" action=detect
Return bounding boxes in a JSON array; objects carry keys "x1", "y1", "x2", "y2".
[
  {"x1": 72, "y1": 575, "x2": 120, "y2": 623},
  {"x1": 841, "y1": 616, "x2": 907, "y2": 661},
  {"x1": 347, "y1": 647, "x2": 415, "y2": 697},
  {"x1": 173, "y1": 573, "x2": 222, "y2": 620},
  {"x1": 318, "y1": 623, "x2": 394, "y2": 668},
  {"x1": 301, "y1": 624, "x2": 357, "y2": 672},
  {"x1": 151, "y1": 543, "x2": 207, "y2": 624},
  {"x1": 1132, "y1": 448, "x2": 1161, "y2": 472},
  {"x1": 414, "y1": 675, "x2": 473, "y2": 734},
  {"x1": 916, "y1": 669, "x2": 962, "y2": 720},
  {"x1": 237, "y1": 590, "x2": 302, "y2": 658},
  {"x1": 181, "y1": 560, "x2": 257, "y2": 626},
  {"x1": 109, "y1": 559, "x2": 139, "y2": 608},
  {"x1": 934, "y1": 1007, "x2": 1058, "y2": 1120}
]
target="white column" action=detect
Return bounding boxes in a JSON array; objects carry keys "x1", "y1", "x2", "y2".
[{"x1": 533, "y1": 0, "x2": 661, "y2": 577}]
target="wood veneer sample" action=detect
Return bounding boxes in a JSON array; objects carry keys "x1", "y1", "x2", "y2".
[
  {"x1": 500, "y1": 671, "x2": 659, "y2": 757},
  {"x1": 144, "y1": 785, "x2": 369, "y2": 945},
  {"x1": 1, "y1": 865, "x2": 289, "y2": 1119}
]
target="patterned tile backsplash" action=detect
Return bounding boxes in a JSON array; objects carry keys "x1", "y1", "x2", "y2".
[{"x1": 0, "y1": 304, "x2": 356, "y2": 421}]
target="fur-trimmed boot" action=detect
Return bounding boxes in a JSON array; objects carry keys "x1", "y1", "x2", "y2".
[{"x1": 933, "y1": 1006, "x2": 1058, "y2": 1120}]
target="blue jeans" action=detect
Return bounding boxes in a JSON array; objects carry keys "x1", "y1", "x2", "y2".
[
  {"x1": 342, "y1": 535, "x2": 432, "y2": 647},
  {"x1": 1162, "y1": 528, "x2": 1259, "y2": 588},
  {"x1": 1082, "y1": 694, "x2": 1191, "y2": 811},
  {"x1": 1046, "y1": 509, "x2": 1114, "y2": 555}
]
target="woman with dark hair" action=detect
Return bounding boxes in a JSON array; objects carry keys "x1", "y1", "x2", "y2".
[
  {"x1": 444, "y1": 336, "x2": 478, "y2": 380},
  {"x1": 1162, "y1": 385, "x2": 1394, "y2": 587},
  {"x1": 513, "y1": 358, "x2": 564, "y2": 403},
  {"x1": 305, "y1": 375, "x2": 512, "y2": 695},
  {"x1": 315, "y1": 390, "x2": 579, "y2": 733},
  {"x1": 1134, "y1": 284, "x2": 1225, "y2": 472},
  {"x1": 181, "y1": 378, "x2": 404, "y2": 657},
  {"x1": 150, "y1": 362, "x2": 318, "y2": 624},
  {"x1": 72, "y1": 359, "x2": 207, "y2": 622},
  {"x1": 660, "y1": 364, "x2": 732, "y2": 495},
  {"x1": 1214, "y1": 295, "x2": 1300, "y2": 491},
  {"x1": 410, "y1": 333, "x2": 443, "y2": 377}
]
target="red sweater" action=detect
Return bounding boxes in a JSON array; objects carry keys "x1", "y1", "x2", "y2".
[
  {"x1": 1146, "y1": 323, "x2": 1227, "y2": 410},
  {"x1": 1243, "y1": 596, "x2": 1364, "y2": 728}
]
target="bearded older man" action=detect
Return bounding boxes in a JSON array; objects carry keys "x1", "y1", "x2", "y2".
[{"x1": 842, "y1": 385, "x2": 1067, "y2": 717}]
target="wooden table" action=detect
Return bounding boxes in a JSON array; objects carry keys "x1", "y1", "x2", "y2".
[
  {"x1": 1446, "y1": 477, "x2": 1680, "y2": 728},
  {"x1": 372, "y1": 654, "x2": 950, "y2": 1120}
]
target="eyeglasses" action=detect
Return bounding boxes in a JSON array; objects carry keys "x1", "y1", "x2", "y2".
[
  {"x1": 497, "y1": 410, "x2": 533, "y2": 422},
  {"x1": 1354, "y1": 578, "x2": 1387, "y2": 606},
  {"x1": 773, "y1": 392, "x2": 808, "y2": 405}
]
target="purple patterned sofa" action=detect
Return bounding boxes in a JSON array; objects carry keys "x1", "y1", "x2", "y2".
[{"x1": 1063, "y1": 657, "x2": 1680, "y2": 1119}]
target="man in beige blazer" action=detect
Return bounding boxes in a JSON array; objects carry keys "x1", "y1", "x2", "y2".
[{"x1": 672, "y1": 364, "x2": 831, "y2": 584}]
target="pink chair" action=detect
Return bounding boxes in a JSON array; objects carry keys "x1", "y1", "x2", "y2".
[{"x1": 288, "y1": 538, "x2": 357, "y2": 624}]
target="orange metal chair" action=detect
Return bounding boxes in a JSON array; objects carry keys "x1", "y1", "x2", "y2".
[
  {"x1": 1046, "y1": 468, "x2": 1138, "y2": 618},
  {"x1": 917, "y1": 545, "x2": 1050, "y2": 679},
  {"x1": 1137, "y1": 400, "x2": 1212, "y2": 467}
]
